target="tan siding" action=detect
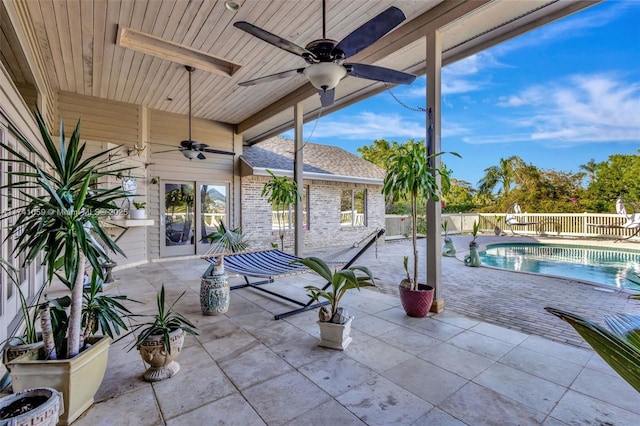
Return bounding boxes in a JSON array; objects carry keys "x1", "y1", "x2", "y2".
[
  {"x1": 57, "y1": 91, "x2": 139, "y2": 145},
  {"x1": 147, "y1": 108, "x2": 235, "y2": 259}
]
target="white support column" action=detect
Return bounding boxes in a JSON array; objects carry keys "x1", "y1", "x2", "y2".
[
  {"x1": 294, "y1": 103, "x2": 304, "y2": 256},
  {"x1": 425, "y1": 30, "x2": 444, "y2": 313}
]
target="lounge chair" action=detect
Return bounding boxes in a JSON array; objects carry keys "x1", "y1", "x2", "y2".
[
  {"x1": 588, "y1": 197, "x2": 640, "y2": 241},
  {"x1": 202, "y1": 228, "x2": 385, "y2": 319},
  {"x1": 505, "y1": 203, "x2": 538, "y2": 235}
]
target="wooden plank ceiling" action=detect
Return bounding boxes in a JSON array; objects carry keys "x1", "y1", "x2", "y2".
[{"x1": 7, "y1": 0, "x2": 598, "y2": 143}]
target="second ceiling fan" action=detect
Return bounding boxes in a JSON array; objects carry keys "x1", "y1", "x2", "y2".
[{"x1": 235, "y1": 1, "x2": 417, "y2": 107}]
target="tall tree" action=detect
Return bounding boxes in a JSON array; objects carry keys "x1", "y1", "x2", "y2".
[
  {"x1": 357, "y1": 139, "x2": 401, "y2": 169},
  {"x1": 579, "y1": 158, "x2": 598, "y2": 184},
  {"x1": 477, "y1": 155, "x2": 526, "y2": 197}
]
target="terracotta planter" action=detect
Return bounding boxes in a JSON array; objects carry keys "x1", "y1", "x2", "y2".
[
  {"x1": 137, "y1": 329, "x2": 184, "y2": 382},
  {"x1": 7, "y1": 336, "x2": 111, "y2": 426},
  {"x1": 0, "y1": 387, "x2": 62, "y2": 426},
  {"x1": 317, "y1": 317, "x2": 353, "y2": 350},
  {"x1": 399, "y1": 283, "x2": 434, "y2": 318}
]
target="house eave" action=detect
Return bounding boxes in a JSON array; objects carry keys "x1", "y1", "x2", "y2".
[{"x1": 245, "y1": 163, "x2": 384, "y2": 186}]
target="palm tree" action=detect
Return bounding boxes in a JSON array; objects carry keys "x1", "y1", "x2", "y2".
[
  {"x1": 478, "y1": 155, "x2": 525, "y2": 197},
  {"x1": 579, "y1": 158, "x2": 598, "y2": 184}
]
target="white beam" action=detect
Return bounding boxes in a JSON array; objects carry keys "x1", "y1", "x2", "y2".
[
  {"x1": 294, "y1": 103, "x2": 304, "y2": 256},
  {"x1": 425, "y1": 30, "x2": 444, "y2": 313}
]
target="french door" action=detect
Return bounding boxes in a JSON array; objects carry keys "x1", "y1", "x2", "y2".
[{"x1": 161, "y1": 181, "x2": 228, "y2": 257}]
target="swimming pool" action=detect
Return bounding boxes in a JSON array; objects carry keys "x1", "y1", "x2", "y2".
[{"x1": 480, "y1": 243, "x2": 640, "y2": 290}]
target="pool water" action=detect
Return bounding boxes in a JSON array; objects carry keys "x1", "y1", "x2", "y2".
[{"x1": 480, "y1": 243, "x2": 640, "y2": 290}]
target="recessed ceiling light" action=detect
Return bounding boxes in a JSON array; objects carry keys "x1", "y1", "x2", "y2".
[{"x1": 225, "y1": 1, "x2": 240, "y2": 12}]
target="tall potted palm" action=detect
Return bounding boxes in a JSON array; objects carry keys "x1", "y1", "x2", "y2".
[
  {"x1": 1, "y1": 110, "x2": 132, "y2": 425},
  {"x1": 261, "y1": 169, "x2": 301, "y2": 250},
  {"x1": 382, "y1": 139, "x2": 457, "y2": 317}
]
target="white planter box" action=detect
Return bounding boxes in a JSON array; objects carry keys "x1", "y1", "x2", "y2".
[
  {"x1": 129, "y1": 209, "x2": 146, "y2": 220},
  {"x1": 317, "y1": 316, "x2": 353, "y2": 350}
]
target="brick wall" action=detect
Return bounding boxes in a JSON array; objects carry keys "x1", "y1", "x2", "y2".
[{"x1": 241, "y1": 176, "x2": 386, "y2": 253}]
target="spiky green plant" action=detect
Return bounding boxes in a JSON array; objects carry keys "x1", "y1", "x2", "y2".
[
  {"x1": 0, "y1": 110, "x2": 131, "y2": 359},
  {"x1": 129, "y1": 285, "x2": 198, "y2": 354}
]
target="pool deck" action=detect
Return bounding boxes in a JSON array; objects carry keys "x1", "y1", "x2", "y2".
[
  {"x1": 358, "y1": 235, "x2": 640, "y2": 350},
  {"x1": 9, "y1": 234, "x2": 640, "y2": 425}
]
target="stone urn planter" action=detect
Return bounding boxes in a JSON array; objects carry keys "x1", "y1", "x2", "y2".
[
  {"x1": 0, "y1": 387, "x2": 62, "y2": 426},
  {"x1": 399, "y1": 284, "x2": 434, "y2": 318},
  {"x1": 200, "y1": 255, "x2": 230, "y2": 315},
  {"x1": 317, "y1": 317, "x2": 353, "y2": 350},
  {"x1": 137, "y1": 328, "x2": 185, "y2": 382}
]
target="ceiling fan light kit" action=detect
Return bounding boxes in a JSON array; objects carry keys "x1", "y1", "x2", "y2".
[
  {"x1": 303, "y1": 62, "x2": 347, "y2": 91},
  {"x1": 234, "y1": 2, "x2": 416, "y2": 107}
]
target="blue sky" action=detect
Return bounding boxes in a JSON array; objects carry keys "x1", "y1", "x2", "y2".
[{"x1": 282, "y1": 1, "x2": 640, "y2": 186}]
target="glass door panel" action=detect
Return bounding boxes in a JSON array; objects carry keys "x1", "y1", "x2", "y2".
[
  {"x1": 197, "y1": 184, "x2": 227, "y2": 254},
  {"x1": 162, "y1": 182, "x2": 195, "y2": 256}
]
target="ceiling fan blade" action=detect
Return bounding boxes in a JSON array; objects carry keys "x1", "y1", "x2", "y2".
[
  {"x1": 334, "y1": 7, "x2": 406, "y2": 58},
  {"x1": 239, "y1": 68, "x2": 305, "y2": 87},
  {"x1": 197, "y1": 153, "x2": 206, "y2": 160},
  {"x1": 201, "y1": 147, "x2": 236, "y2": 156},
  {"x1": 345, "y1": 63, "x2": 416, "y2": 85},
  {"x1": 319, "y1": 88, "x2": 335, "y2": 107},
  {"x1": 234, "y1": 22, "x2": 316, "y2": 59}
]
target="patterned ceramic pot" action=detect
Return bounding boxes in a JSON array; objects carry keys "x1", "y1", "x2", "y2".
[{"x1": 200, "y1": 257, "x2": 230, "y2": 315}]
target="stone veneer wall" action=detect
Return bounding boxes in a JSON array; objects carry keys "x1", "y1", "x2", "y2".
[{"x1": 241, "y1": 175, "x2": 386, "y2": 253}]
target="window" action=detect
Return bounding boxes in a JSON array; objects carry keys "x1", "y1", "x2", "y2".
[
  {"x1": 340, "y1": 189, "x2": 367, "y2": 227},
  {"x1": 271, "y1": 186, "x2": 309, "y2": 230}
]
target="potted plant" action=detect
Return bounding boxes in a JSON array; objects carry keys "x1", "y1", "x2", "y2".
[
  {"x1": 129, "y1": 201, "x2": 147, "y2": 219},
  {"x1": 200, "y1": 223, "x2": 249, "y2": 315},
  {"x1": 0, "y1": 260, "x2": 43, "y2": 367},
  {"x1": 261, "y1": 169, "x2": 300, "y2": 250},
  {"x1": 464, "y1": 221, "x2": 481, "y2": 267},
  {"x1": 130, "y1": 285, "x2": 198, "y2": 382},
  {"x1": 0, "y1": 387, "x2": 62, "y2": 425},
  {"x1": 441, "y1": 221, "x2": 456, "y2": 257},
  {"x1": 381, "y1": 139, "x2": 458, "y2": 317},
  {"x1": 293, "y1": 257, "x2": 375, "y2": 350},
  {"x1": 1, "y1": 110, "x2": 133, "y2": 425}
]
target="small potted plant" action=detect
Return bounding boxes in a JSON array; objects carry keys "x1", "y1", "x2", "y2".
[
  {"x1": 441, "y1": 221, "x2": 456, "y2": 257},
  {"x1": 292, "y1": 257, "x2": 375, "y2": 350},
  {"x1": 464, "y1": 221, "x2": 481, "y2": 267},
  {"x1": 129, "y1": 201, "x2": 147, "y2": 219},
  {"x1": 130, "y1": 285, "x2": 198, "y2": 382}
]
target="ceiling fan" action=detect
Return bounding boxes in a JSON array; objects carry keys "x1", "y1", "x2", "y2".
[
  {"x1": 156, "y1": 66, "x2": 235, "y2": 160},
  {"x1": 234, "y1": 0, "x2": 417, "y2": 107}
]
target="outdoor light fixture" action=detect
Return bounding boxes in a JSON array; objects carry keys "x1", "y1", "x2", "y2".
[
  {"x1": 181, "y1": 150, "x2": 200, "y2": 160},
  {"x1": 303, "y1": 62, "x2": 347, "y2": 91},
  {"x1": 225, "y1": 1, "x2": 240, "y2": 11}
]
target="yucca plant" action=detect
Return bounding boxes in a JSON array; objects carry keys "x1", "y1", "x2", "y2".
[
  {"x1": 545, "y1": 295, "x2": 640, "y2": 392},
  {"x1": 203, "y1": 222, "x2": 249, "y2": 253},
  {"x1": 129, "y1": 285, "x2": 198, "y2": 354},
  {"x1": 0, "y1": 110, "x2": 132, "y2": 359},
  {"x1": 293, "y1": 257, "x2": 376, "y2": 324}
]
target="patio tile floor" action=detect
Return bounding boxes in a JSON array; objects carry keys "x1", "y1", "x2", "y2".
[{"x1": 64, "y1": 235, "x2": 640, "y2": 425}]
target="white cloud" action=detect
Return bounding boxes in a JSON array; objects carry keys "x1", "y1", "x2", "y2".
[{"x1": 476, "y1": 74, "x2": 640, "y2": 145}]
